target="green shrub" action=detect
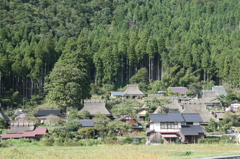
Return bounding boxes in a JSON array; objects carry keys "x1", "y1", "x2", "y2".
[
  {"x1": 1, "y1": 138, "x2": 31, "y2": 147},
  {"x1": 41, "y1": 137, "x2": 54, "y2": 146},
  {"x1": 160, "y1": 139, "x2": 164, "y2": 144},
  {"x1": 198, "y1": 138, "x2": 220, "y2": 144},
  {"x1": 104, "y1": 137, "x2": 118, "y2": 145},
  {"x1": 120, "y1": 137, "x2": 132, "y2": 144}
]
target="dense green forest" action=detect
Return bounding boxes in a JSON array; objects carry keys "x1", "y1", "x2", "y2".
[{"x1": 0, "y1": 0, "x2": 240, "y2": 107}]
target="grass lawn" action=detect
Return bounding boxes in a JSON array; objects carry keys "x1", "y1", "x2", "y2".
[{"x1": 0, "y1": 144, "x2": 240, "y2": 159}]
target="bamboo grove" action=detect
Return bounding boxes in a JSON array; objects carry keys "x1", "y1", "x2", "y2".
[{"x1": 0, "y1": 0, "x2": 240, "y2": 101}]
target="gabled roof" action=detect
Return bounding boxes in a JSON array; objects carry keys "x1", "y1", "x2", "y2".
[
  {"x1": 180, "y1": 125, "x2": 206, "y2": 135},
  {"x1": 212, "y1": 86, "x2": 227, "y2": 96},
  {"x1": 34, "y1": 109, "x2": 64, "y2": 116},
  {"x1": 124, "y1": 84, "x2": 144, "y2": 96},
  {"x1": 1, "y1": 128, "x2": 48, "y2": 139},
  {"x1": 8, "y1": 122, "x2": 36, "y2": 134},
  {"x1": 79, "y1": 100, "x2": 112, "y2": 116},
  {"x1": 0, "y1": 108, "x2": 10, "y2": 122},
  {"x1": 74, "y1": 120, "x2": 94, "y2": 127},
  {"x1": 162, "y1": 100, "x2": 182, "y2": 110},
  {"x1": 181, "y1": 113, "x2": 203, "y2": 122},
  {"x1": 149, "y1": 112, "x2": 203, "y2": 123},
  {"x1": 202, "y1": 90, "x2": 219, "y2": 103},
  {"x1": 149, "y1": 112, "x2": 185, "y2": 122},
  {"x1": 181, "y1": 100, "x2": 215, "y2": 123},
  {"x1": 111, "y1": 92, "x2": 124, "y2": 96},
  {"x1": 168, "y1": 87, "x2": 188, "y2": 95}
]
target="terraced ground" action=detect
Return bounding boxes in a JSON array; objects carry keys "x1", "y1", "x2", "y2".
[{"x1": 0, "y1": 144, "x2": 240, "y2": 159}]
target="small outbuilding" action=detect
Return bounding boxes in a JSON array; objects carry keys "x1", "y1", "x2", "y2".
[{"x1": 1, "y1": 122, "x2": 48, "y2": 140}]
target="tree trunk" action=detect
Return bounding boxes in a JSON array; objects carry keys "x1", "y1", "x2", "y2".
[
  {"x1": 149, "y1": 56, "x2": 151, "y2": 80},
  {"x1": 157, "y1": 54, "x2": 160, "y2": 80}
]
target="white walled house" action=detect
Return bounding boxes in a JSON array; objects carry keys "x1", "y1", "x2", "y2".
[{"x1": 147, "y1": 112, "x2": 206, "y2": 144}]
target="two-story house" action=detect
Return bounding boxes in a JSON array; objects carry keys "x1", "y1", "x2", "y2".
[{"x1": 146, "y1": 112, "x2": 206, "y2": 144}]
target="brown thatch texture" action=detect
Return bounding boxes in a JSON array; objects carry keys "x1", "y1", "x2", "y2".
[
  {"x1": 181, "y1": 100, "x2": 215, "y2": 123},
  {"x1": 8, "y1": 122, "x2": 36, "y2": 134},
  {"x1": 124, "y1": 85, "x2": 144, "y2": 96},
  {"x1": 79, "y1": 100, "x2": 111, "y2": 116},
  {"x1": 202, "y1": 90, "x2": 219, "y2": 103}
]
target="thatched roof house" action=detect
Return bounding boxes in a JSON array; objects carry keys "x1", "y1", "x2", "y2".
[
  {"x1": 162, "y1": 100, "x2": 182, "y2": 111},
  {"x1": 202, "y1": 90, "x2": 220, "y2": 105},
  {"x1": 79, "y1": 100, "x2": 112, "y2": 118},
  {"x1": 1, "y1": 122, "x2": 48, "y2": 140},
  {"x1": 181, "y1": 100, "x2": 216, "y2": 124},
  {"x1": 124, "y1": 84, "x2": 144, "y2": 98}
]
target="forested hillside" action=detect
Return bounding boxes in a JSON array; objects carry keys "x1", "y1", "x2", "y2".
[{"x1": 0, "y1": 0, "x2": 240, "y2": 106}]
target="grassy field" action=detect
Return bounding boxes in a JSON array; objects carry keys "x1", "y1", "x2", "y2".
[{"x1": 0, "y1": 144, "x2": 240, "y2": 159}]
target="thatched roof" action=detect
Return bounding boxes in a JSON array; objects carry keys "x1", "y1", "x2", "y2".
[
  {"x1": 181, "y1": 100, "x2": 216, "y2": 123},
  {"x1": 202, "y1": 90, "x2": 219, "y2": 104},
  {"x1": 79, "y1": 100, "x2": 112, "y2": 116},
  {"x1": 124, "y1": 84, "x2": 144, "y2": 96},
  {"x1": 162, "y1": 100, "x2": 182, "y2": 110},
  {"x1": 0, "y1": 108, "x2": 10, "y2": 122},
  {"x1": 8, "y1": 122, "x2": 36, "y2": 134}
]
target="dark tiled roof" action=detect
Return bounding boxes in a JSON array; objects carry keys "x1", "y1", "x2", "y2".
[
  {"x1": 181, "y1": 101, "x2": 216, "y2": 123},
  {"x1": 34, "y1": 109, "x2": 63, "y2": 116},
  {"x1": 181, "y1": 113, "x2": 203, "y2": 122},
  {"x1": 180, "y1": 125, "x2": 206, "y2": 135},
  {"x1": 150, "y1": 112, "x2": 203, "y2": 122},
  {"x1": 169, "y1": 87, "x2": 188, "y2": 95},
  {"x1": 149, "y1": 112, "x2": 185, "y2": 122},
  {"x1": 74, "y1": 120, "x2": 94, "y2": 127}
]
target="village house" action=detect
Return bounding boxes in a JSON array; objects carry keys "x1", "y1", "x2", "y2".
[
  {"x1": 181, "y1": 99, "x2": 216, "y2": 125},
  {"x1": 1, "y1": 122, "x2": 48, "y2": 140},
  {"x1": 34, "y1": 109, "x2": 65, "y2": 124},
  {"x1": 228, "y1": 100, "x2": 240, "y2": 112},
  {"x1": 110, "y1": 92, "x2": 124, "y2": 99},
  {"x1": 202, "y1": 86, "x2": 227, "y2": 107},
  {"x1": 123, "y1": 84, "x2": 144, "y2": 99},
  {"x1": 117, "y1": 115, "x2": 143, "y2": 135},
  {"x1": 74, "y1": 119, "x2": 94, "y2": 128},
  {"x1": 79, "y1": 100, "x2": 113, "y2": 119},
  {"x1": 146, "y1": 112, "x2": 206, "y2": 144}
]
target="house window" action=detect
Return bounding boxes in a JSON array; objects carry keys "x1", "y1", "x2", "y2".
[
  {"x1": 186, "y1": 122, "x2": 193, "y2": 125},
  {"x1": 161, "y1": 122, "x2": 176, "y2": 129}
]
